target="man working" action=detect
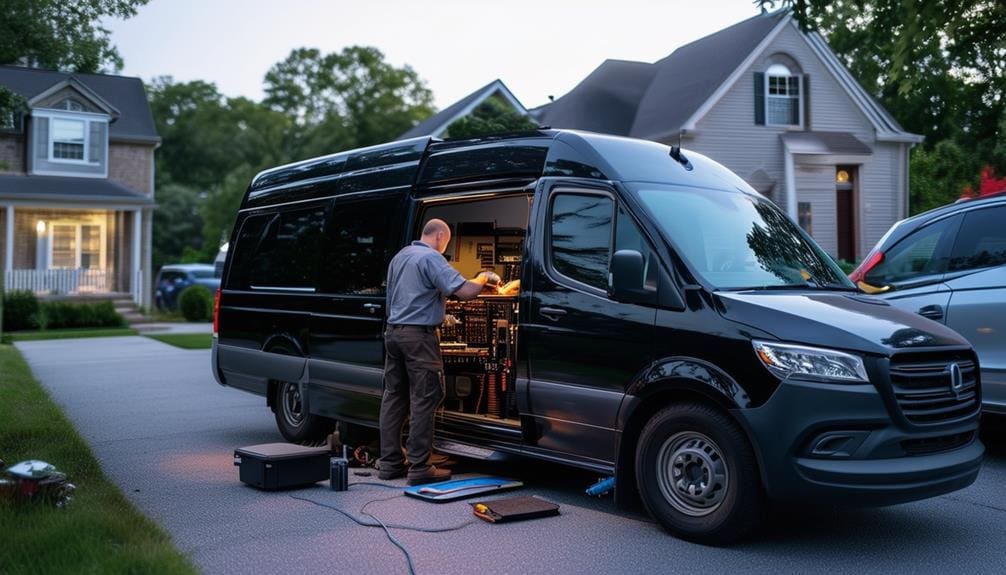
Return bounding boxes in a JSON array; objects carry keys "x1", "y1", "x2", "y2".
[{"x1": 377, "y1": 218, "x2": 499, "y2": 485}]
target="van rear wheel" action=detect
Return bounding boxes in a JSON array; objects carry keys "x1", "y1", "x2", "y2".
[
  {"x1": 273, "y1": 380, "x2": 333, "y2": 443},
  {"x1": 635, "y1": 402, "x2": 762, "y2": 545}
]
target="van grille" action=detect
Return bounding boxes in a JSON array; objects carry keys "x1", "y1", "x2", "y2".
[
  {"x1": 901, "y1": 431, "x2": 974, "y2": 455},
  {"x1": 889, "y1": 353, "x2": 980, "y2": 425}
]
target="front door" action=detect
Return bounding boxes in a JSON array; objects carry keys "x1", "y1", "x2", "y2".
[
  {"x1": 522, "y1": 180, "x2": 656, "y2": 467},
  {"x1": 836, "y1": 166, "x2": 856, "y2": 261}
]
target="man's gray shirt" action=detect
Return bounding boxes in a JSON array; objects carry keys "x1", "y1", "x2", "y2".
[{"x1": 386, "y1": 241, "x2": 466, "y2": 326}]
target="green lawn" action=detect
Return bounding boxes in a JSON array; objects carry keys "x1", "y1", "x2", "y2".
[
  {"x1": 0, "y1": 345, "x2": 198, "y2": 575},
  {"x1": 0, "y1": 327, "x2": 137, "y2": 344},
  {"x1": 144, "y1": 333, "x2": 212, "y2": 349}
]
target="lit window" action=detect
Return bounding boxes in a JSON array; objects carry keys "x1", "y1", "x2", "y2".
[
  {"x1": 51, "y1": 118, "x2": 86, "y2": 160},
  {"x1": 766, "y1": 64, "x2": 800, "y2": 126}
]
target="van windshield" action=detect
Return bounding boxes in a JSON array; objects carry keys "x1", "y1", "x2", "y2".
[{"x1": 633, "y1": 185, "x2": 854, "y2": 290}]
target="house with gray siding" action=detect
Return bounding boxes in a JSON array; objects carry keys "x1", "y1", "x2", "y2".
[
  {"x1": 0, "y1": 65, "x2": 157, "y2": 305},
  {"x1": 403, "y1": 11, "x2": 922, "y2": 261}
]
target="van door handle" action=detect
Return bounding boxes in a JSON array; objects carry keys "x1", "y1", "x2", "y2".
[
  {"x1": 918, "y1": 304, "x2": 943, "y2": 321},
  {"x1": 539, "y1": 307, "x2": 567, "y2": 321},
  {"x1": 363, "y1": 303, "x2": 383, "y2": 314}
]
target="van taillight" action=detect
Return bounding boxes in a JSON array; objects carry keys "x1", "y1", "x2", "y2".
[
  {"x1": 849, "y1": 251, "x2": 884, "y2": 283},
  {"x1": 213, "y1": 288, "x2": 221, "y2": 334}
]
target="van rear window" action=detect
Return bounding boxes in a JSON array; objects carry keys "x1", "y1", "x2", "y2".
[{"x1": 226, "y1": 206, "x2": 327, "y2": 291}]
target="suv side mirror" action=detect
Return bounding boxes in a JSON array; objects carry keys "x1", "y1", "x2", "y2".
[{"x1": 609, "y1": 250, "x2": 653, "y2": 304}]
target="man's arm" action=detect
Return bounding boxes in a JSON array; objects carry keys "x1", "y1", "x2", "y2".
[{"x1": 453, "y1": 273, "x2": 494, "y2": 300}]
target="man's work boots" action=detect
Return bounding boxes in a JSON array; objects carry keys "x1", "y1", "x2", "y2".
[
  {"x1": 406, "y1": 465, "x2": 451, "y2": 486},
  {"x1": 377, "y1": 465, "x2": 407, "y2": 481}
]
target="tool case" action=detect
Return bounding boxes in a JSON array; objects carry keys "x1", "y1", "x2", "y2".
[{"x1": 233, "y1": 443, "x2": 330, "y2": 490}]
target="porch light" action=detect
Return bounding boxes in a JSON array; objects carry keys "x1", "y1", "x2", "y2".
[
  {"x1": 836, "y1": 170, "x2": 850, "y2": 184},
  {"x1": 36, "y1": 220, "x2": 46, "y2": 234}
]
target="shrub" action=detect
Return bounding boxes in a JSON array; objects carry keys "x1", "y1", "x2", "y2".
[
  {"x1": 178, "y1": 285, "x2": 212, "y2": 322},
  {"x1": 35, "y1": 300, "x2": 125, "y2": 330},
  {"x1": 2, "y1": 290, "x2": 40, "y2": 331}
]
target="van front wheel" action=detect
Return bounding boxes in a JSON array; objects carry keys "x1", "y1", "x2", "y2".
[
  {"x1": 635, "y1": 402, "x2": 762, "y2": 545},
  {"x1": 273, "y1": 380, "x2": 333, "y2": 443}
]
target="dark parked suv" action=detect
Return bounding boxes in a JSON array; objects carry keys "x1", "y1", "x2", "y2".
[
  {"x1": 154, "y1": 263, "x2": 220, "y2": 311},
  {"x1": 851, "y1": 193, "x2": 1006, "y2": 415},
  {"x1": 213, "y1": 130, "x2": 983, "y2": 543}
]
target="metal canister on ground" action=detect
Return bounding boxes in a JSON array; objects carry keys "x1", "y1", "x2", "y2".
[{"x1": 330, "y1": 446, "x2": 349, "y2": 492}]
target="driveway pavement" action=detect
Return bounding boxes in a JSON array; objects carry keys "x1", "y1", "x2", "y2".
[{"x1": 16, "y1": 336, "x2": 1006, "y2": 575}]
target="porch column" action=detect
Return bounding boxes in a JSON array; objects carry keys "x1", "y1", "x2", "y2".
[
  {"x1": 783, "y1": 145, "x2": 798, "y2": 221},
  {"x1": 131, "y1": 208, "x2": 141, "y2": 303},
  {"x1": 4, "y1": 204, "x2": 12, "y2": 273}
]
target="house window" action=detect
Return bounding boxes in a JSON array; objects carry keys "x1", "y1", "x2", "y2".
[
  {"x1": 56, "y1": 98, "x2": 85, "y2": 112},
  {"x1": 51, "y1": 118, "x2": 86, "y2": 161},
  {"x1": 50, "y1": 223, "x2": 105, "y2": 269},
  {"x1": 766, "y1": 63, "x2": 801, "y2": 126}
]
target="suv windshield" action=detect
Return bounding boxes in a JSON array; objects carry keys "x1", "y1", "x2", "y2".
[{"x1": 633, "y1": 185, "x2": 853, "y2": 290}]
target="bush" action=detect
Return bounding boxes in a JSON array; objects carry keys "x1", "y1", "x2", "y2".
[
  {"x1": 35, "y1": 300, "x2": 125, "y2": 330},
  {"x1": 2, "y1": 290, "x2": 40, "y2": 331},
  {"x1": 835, "y1": 259, "x2": 857, "y2": 275},
  {"x1": 178, "y1": 285, "x2": 213, "y2": 322}
]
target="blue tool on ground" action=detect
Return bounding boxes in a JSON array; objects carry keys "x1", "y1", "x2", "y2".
[
  {"x1": 585, "y1": 476, "x2": 615, "y2": 497},
  {"x1": 403, "y1": 476, "x2": 523, "y2": 502}
]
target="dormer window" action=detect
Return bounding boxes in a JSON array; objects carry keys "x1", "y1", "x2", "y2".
[
  {"x1": 56, "y1": 98, "x2": 85, "y2": 112},
  {"x1": 765, "y1": 63, "x2": 801, "y2": 126},
  {"x1": 51, "y1": 117, "x2": 86, "y2": 160}
]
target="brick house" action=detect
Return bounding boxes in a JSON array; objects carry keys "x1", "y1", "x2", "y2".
[{"x1": 0, "y1": 66, "x2": 158, "y2": 305}]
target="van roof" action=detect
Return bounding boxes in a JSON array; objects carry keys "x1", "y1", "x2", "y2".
[{"x1": 242, "y1": 130, "x2": 754, "y2": 209}]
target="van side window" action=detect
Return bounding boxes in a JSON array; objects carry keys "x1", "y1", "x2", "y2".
[
  {"x1": 319, "y1": 195, "x2": 402, "y2": 295},
  {"x1": 235, "y1": 206, "x2": 326, "y2": 290},
  {"x1": 550, "y1": 193, "x2": 613, "y2": 290},
  {"x1": 224, "y1": 214, "x2": 271, "y2": 290}
]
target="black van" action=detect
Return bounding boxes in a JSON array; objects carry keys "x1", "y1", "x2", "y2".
[{"x1": 213, "y1": 130, "x2": 983, "y2": 543}]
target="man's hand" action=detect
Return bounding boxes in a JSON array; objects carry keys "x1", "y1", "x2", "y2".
[
  {"x1": 475, "y1": 271, "x2": 501, "y2": 285},
  {"x1": 454, "y1": 271, "x2": 501, "y2": 300}
]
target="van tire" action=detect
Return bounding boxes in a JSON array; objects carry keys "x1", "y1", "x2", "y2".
[
  {"x1": 273, "y1": 380, "x2": 334, "y2": 443},
  {"x1": 635, "y1": 402, "x2": 762, "y2": 545}
]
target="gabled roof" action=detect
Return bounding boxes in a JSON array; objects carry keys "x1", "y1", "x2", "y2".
[
  {"x1": 533, "y1": 60, "x2": 657, "y2": 135},
  {"x1": 397, "y1": 79, "x2": 528, "y2": 140},
  {"x1": 0, "y1": 65, "x2": 159, "y2": 142},
  {"x1": 629, "y1": 10, "x2": 789, "y2": 140}
]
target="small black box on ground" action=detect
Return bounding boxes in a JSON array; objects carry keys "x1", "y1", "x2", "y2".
[{"x1": 234, "y1": 443, "x2": 330, "y2": 490}]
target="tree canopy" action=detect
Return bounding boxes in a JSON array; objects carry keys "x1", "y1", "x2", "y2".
[
  {"x1": 0, "y1": 0, "x2": 150, "y2": 73},
  {"x1": 445, "y1": 97, "x2": 538, "y2": 139}
]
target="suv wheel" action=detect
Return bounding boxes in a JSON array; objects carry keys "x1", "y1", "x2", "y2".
[
  {"x1": 635, "y1": 402, "x2": 762, "y2": 545},
  {"x1": 273, "y1": 380, "x2": 333, "y2": 443}
]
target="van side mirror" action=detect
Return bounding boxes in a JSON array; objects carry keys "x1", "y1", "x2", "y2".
[{"x1": 609, "y1": 250, "x2": 653, "y2": 304}]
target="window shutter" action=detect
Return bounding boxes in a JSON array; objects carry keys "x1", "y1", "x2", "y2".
[
  {"x1": 88, "y1": 121, "x2": 106, "y2": 164},
  {"x1": 754, "y1": 72, "x2": 765, "y2": 125},
  {"x1": 35, "y1": 116, "x2": 49, "y2": 161},
  {"x1": 802, "y1": 74, "x2": 810, "y2": 129}
]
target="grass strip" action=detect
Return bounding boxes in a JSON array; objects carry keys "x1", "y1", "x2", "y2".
[
  {"x1": 0, "y1": 345, "x2": 198, "y2": 575},
  {"x1": 1, "y1": 327, "x2": 138, "y2": 344},
  {"x1": 144, "y1": 333, "x2": 212, "y2": 349}
]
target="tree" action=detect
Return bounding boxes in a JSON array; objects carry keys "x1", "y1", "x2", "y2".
[
  {"x1": 445, "y1": 97, "x2": 539, "y2": 139},
  {"x1": 263, "y1": 46, "x2": 436, "y2": 154},
  {"x1": 152, "y1": 183, "x2": 203, "y2": 271},
  {"x1": 0, "y1": 0, "x2": 150, "y2": 73},
  {"x1": 909, "y1": 141, "x2": 975, "y2": 213},
  {"x1": 960, "y1": 165, "x2": 1006, "y2": 200}
]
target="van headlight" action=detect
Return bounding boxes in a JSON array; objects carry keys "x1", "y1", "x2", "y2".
[{"x1": 753, "y1": 341, "x2": 869, "y2": 383}]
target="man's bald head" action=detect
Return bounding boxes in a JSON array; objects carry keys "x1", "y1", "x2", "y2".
[{"x1": 420, "y1": 218, "x2": 452, "y2": 254}]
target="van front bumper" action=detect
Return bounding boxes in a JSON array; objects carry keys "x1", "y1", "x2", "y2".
[{"x1": 735, "y1": 378, "x2": 983, "y2": 505}]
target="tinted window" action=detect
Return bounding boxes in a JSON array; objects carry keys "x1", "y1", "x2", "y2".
[
  {"x1": 866, "y1": 216, "x2": 958, "y2": 285},
  {"x1": 948, "y1": 206, "x2": 1006, "y2": 272},
  {"x1": 319, "y1": 195, "x2": 402, "y2": 295},
  {"x1": 225, "y1": 215, "x2": 270, "y2": 289},
  {"x1": 616, "y1": 206, "x2": 658, "y2": 289},
  {"x1": 550, "y1": 193, "x2": 613, "y2": 290},
  {"x1": 228, "y1": 206, "x2": 327, "y2": 290}
]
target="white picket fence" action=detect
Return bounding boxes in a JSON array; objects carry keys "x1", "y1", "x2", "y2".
[{"x1": 4, "y1": 269, "x2": 112, "y2": 294}]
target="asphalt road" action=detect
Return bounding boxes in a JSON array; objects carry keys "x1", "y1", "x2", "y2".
[{"x1": 16, "y1": 336, "x2": 1006, "y2": 575}]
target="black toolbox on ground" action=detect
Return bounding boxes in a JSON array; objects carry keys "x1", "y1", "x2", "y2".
[{"x1": 234, "y1": 443, "x2": 330, "y2": 490}]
